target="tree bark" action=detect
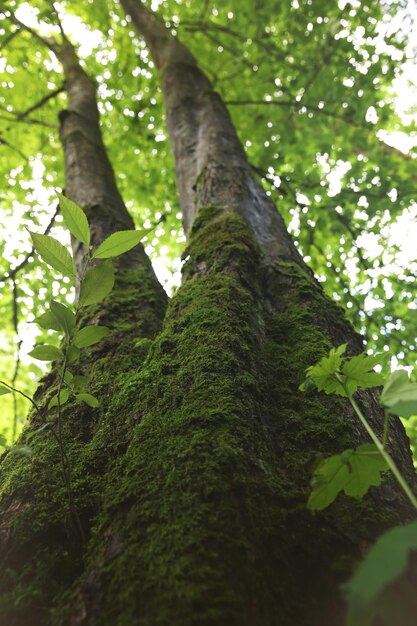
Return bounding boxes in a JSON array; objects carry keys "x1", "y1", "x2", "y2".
[
  {"x1": 0, "y1": 26, "x2": 167, "y2": 626},
  {"x1": 0, "y1": 4, "x2": 416, "y2": 626}
]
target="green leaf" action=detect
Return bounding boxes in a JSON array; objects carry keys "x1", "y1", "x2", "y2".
[
  {"x1": 74, "y1": 325, "x2": 110, "y2": 348},
  {"x1": 28, "y1": 231, "x2": 76, "y2": 278},
  {"x1": 50, "y1": 300, "x2": 76, "y2": 337},
  {"x1": 0, "y1": 383, "x2": 11, "y2": 396},
  {"x1": 92, "y1": 229, "x2": 147, "y2": 259},
  {"x1": 342, "y1": 353, "x2": 384, "y2": 395},
  {"x1": 76, "y1": 392, "x2": 99, "y2": 408},
  {"x1": 57, "y1": 193, "x2": 90, "y2": 246},
  {"x1": 299, "y1": 377, "x2": 316, "y2": 393},
  {"x1": 33, "y1": 311, "x2": 62, "y2": 332},
  {"x1": 305, "y1": 343, "x2": 348, "y2": 396},
  {"x1": 63, "y1": 370, "x2": 74, "y2": 385},
  {"x1": 308, "y1": 444, "x2": 388, "y2": 511},
  {"x1": 48, "y1": 388, "x2": 70, "y2": 409},
  {"x1": 29, "y1": 345, "x2": 64, "y2": 362},
  {"x1": 380, "y1": 370, "x2": 417, "y2": 418},
  {"x1": 73, "y1": 375, "x2": 88, "y2": 390},
  {"x1": 67, "y1": 344, "x2": 81, "y2": 363},
  {"x1": 79, "y1": 261, "x2": 115, "y2": 306},
  {"x1": 345, "y1": 520, "x2": 417, "y2": 626}
]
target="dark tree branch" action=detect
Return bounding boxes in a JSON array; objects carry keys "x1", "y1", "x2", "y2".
[
  {"x1": 0, "y1": 27, "x2": 20, "y2": 51},
  {"x1": 0, "y1": 204, "x2": 60, "y2": 283},
  {"x1": 0, "y1": 112, "x2": 59, "y2": 129},
  {"x1": 2, "y1": 9, "x2": 58, "y2": 53},
  {"x1": 11, "y1": 278, "x2": 22, "y2": 442},
  {"x1": 0, "y1": 136, "x2": 27, "y2": 160},
  {"x1": 18, "y1": 84, "x2": 65, "y2": 119}
]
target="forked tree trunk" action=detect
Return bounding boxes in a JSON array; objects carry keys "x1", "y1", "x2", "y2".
[{"x1": 0, "y1": 4, "x2": 415, "y2": 626}]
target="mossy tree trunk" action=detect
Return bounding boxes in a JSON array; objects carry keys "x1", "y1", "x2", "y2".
[{"x1": 0, "y1": 4, "x2": 416, "y2": 626}]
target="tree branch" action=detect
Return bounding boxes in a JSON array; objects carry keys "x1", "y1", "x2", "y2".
[
  {"x1": 0, "y1": 27, "x2": 20, "y2": 51},
  {"x1": 19, "y1": 84, "x2": 65, "y2": 119},
  {"x1": 0, "y1": 112, "x2": 59, "y2": 129},
  {"x1": 1, "y1": 8, "x2": 58, "y2": 53},
  {"x1": 0, "y1": 136, "x2": 28, "y2": 160},
  {"x1": 0, "y1": 204, "x2": 60, "y2": 283}
]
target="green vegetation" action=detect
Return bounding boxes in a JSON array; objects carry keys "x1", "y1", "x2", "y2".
[{"x1": 1, "y1": 1, "x2": 417, "y2": 625}]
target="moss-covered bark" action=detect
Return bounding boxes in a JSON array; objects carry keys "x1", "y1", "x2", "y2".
[
  {"x1": 1, "y1": 4, "x2": 416, "y2": 625},
  {"x1": 0, "y1": 258, "x2": 167, "y2": 626},
  {"x1": 1, "y1": 208, "x2": 411, "y2": 625}
]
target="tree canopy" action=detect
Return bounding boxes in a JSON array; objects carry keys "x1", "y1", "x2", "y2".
[{"x1": 1, "y1": 0, "x2": 417, "y2": 445}]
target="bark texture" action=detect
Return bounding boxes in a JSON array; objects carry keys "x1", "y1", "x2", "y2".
[
  {"x1": 0, "y1": 25, "x2": 167, "y2": 626},
  {"x1": 0, "y1": 3, "x2": 416, "y2": 626},
  {"x1": 120, "y1": 0, "x2": 301, "y2": 265}
]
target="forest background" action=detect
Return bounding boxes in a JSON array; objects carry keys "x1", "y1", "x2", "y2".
[{"x1": 1, "y1": 0, "x2": 417, "y2": 450}]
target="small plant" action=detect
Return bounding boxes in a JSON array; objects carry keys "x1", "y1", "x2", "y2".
[
  {"x1": 0, "y1": 193, "x2": 149, "y2": 538},
  {"x1": 300, "y1": 345, "x2": 417, "y2": 625}
]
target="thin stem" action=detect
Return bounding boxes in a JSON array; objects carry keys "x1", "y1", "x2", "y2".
[
  {"x1": 383, "y1": 409, "x2": 390, "y2": 448},
  {"x1": 56, "y1": 350, "x2": 85, "y2": 541},
  {"x1": 0, "y1": 380, "x2": 44, "y2": 422},
  {"x1": 349, "y1": 394, "x2": 417, "y2": 512}
]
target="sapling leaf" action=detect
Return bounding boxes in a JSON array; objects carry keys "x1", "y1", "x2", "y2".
[
  {"x1": 298, "y1": 377, "x2": 316, "y2": 392},
  {"x1": 304, "y1": 344, "x2": 348, "y2": 396},
  {"x1": 79, "y1": 261, "x2": 114, "y2": 306},
  {"x1": 28, "y1": 231, "x2": 76, "y2": 278},
  {"x1": 29, "y1": 345, "x2": 64, "y2": 362},
  {"x1": 92, "y1": 229, "x2": 149, "y2": 259},
  {"x1": 57, "y1": 193, "x2": 90, "y2": 246},
  {"x1": 33, "y1": 310, "x2": 62, "y2": 332},
  {"x1": 341, "y1": 353, "x2": 384, "y2": 395},
  {"x1": 380, "y1": 370, "x2": 417, "y2": 418},
  {"x1": 308, "y1": 444, "x2": 388, "y2": 511},
  {"x1": 0, "y1": 433, "x2": 7, "y2": 447},
  {"x1": 63, "y1": 370, "x2": 74, "y2": 385},
  {"x1": 48, "y1": 388, "x2": 70, "y2": 409},
  {"x1": 0, "y1": 384, "x2": 11, "y2": 396},
  {"x1": 345, "y1": 520, "x2": 417, "y2": 626},
  {"x1": 76, "y1": 392, "x2": 99, "y2": 408},
  {"x1": 67, "y1": 344, "x2": 81, "y2": 363},
  {"x1": 73, "y1": 375, "x2": 88, "y2": 389},
  {"x1": 74, "y1": 325, "x2": 110, "y2": 348},
  {"x1": 50, "y1": 300, "x2": 76, "y2": 337}
]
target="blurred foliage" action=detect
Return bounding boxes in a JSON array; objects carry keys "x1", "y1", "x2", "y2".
[{"x1": 0, "y1": 0, "x2": 417, "y2": 445}]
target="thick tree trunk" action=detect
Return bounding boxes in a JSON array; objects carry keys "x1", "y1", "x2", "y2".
[
  {"x1": 0, "y1": 4, "x2": 416, "y2": 626},
  {"x1": 0, "y1": 29, "x2": 167, "y2": 626}
]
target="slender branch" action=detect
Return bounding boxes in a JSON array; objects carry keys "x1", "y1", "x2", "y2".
[
  {"x1": 0, "y1": 380, "x2": 44, "y2": 422},
  {"x1": 0, "y1": 113, "x2": 58, "y2": 129},
  {"x1": 225, "y1": 98, "x2": 372, "y2": 129},
  {"x1": 0, "y1": 204, "x2": 60, "y2": 283},
  {"x1": 2, "y1": 9, "x2": 58, "y2": 53},
  {"x1": 49, "y1": 1, "x2": 66, "y2": 38},
  {"x1": 18, "y1": 84, "x2": 65, "y2": 119},
  {"x1": 11, "y1": 278, "x2": 22, "y2": 442},
  {"x1": 0, "y1": 136, "x2": 28, "y2": 160},
  {"x1": 179, "y1": 20, "x2": 293, "y2": 65},
  {"x1": 0, "y1": 27, "x2": 20, "y2": 51},
  {"x1": 55, "y1": 350, "x2": 85, "y2": 541}
]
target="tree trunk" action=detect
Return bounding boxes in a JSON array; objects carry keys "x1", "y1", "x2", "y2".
[{"x1": 0, "y1": 4, "x2": 416, "y2": 626}]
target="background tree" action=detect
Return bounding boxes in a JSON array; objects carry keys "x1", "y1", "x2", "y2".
[{"x1": 0, "y1": 1, "x2": 416, "y2": 625}]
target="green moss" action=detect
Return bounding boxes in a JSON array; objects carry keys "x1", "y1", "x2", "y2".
[
  {"x1": 56, "y1": 213, "x2": 401, "y2": 626},
  {"x1": 0, "y1": 212, "x2": 410, "y2": 626},
  {"x1": 0, "y1": 260, "x2": 167, "y2": 624}
]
